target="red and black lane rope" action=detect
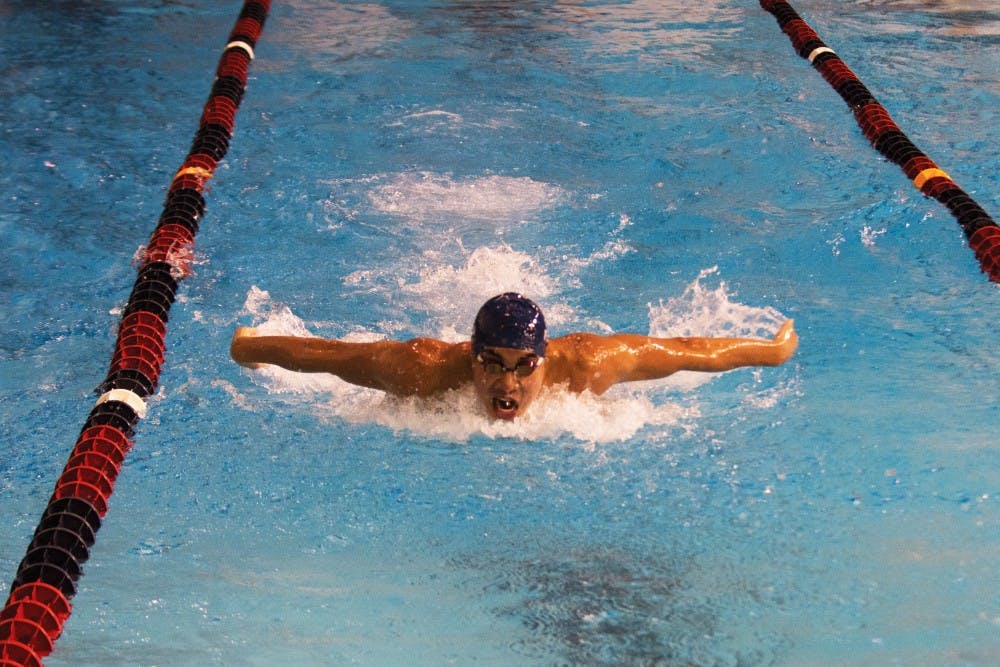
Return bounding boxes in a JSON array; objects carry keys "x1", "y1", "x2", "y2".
[
  {"x1": 0, "y1": 2, "x2": 270, "y2": 664},
  {"x1": 760, "y1": 0, "x2": 1000, "y2": 283}
]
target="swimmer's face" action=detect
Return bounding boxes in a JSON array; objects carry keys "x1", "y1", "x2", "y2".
[{"x1": 471, "y1": 347, "x2": 546, "y2": 420}]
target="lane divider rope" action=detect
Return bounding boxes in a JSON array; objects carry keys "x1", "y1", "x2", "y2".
[
  {"x1": 760, "y1": 0, "x2": 1000, "y2": 283},
  {"x1": 0, "y1": 2, "x2": 270, "y2": 664}
]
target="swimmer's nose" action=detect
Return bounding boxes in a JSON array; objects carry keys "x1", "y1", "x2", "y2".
[{"x1": 497, "y1": 370, "x2": 518, "y2": 390}]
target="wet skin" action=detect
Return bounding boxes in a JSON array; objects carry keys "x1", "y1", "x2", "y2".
[
  {"x1": 230, "y1": 320, "x2": 798, "y2": 421},
  {"x1": 471, "y1": 347, "x2": 546, "y2": 421}
]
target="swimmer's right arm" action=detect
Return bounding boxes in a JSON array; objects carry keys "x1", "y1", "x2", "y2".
[
  {"x1": 230, "y1": 326, "x2": 397, "y2": 386},
  {"x1": 229, "y1": 327, "x2": 469, "y2": 395},
  {"x1": 230, "y1": 326, "x2": 268, "y2": 369}
]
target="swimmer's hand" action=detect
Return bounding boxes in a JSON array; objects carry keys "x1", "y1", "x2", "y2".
[
  {"x1": 769, "y1": 320, "x2": 798, "y2": 365},
  {"x1": 231, "y1": 326, "x2": 266, "y2": 369}
]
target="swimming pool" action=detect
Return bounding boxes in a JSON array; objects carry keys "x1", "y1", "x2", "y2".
[{"x1": 2, "y1": 0, "x2": 998, "y2": 664}]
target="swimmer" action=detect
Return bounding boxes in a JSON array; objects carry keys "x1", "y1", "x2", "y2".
[{"x1": 230, "y1": 293, "x2": 798, "y2": 421}]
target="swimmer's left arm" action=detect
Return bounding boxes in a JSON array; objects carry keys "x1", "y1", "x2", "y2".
[
  {"x1": 575, "y1": 320, "x2": 798, "y2": 390},
  {"x1": 624, "y1": 319, "x2": 797, "y2": 377}
]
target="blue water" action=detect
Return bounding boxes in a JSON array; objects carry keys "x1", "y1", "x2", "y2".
[{"x1": 2, "y1": 1, "x2": 998, "y2": 665}]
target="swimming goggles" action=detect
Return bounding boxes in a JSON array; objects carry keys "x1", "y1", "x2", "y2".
[{"x1": 476, "y1": 353, "x2": 542, "y2": 377}]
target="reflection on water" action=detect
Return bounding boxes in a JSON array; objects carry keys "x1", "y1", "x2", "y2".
[
  {"x1": 268, "y1": 0, "x2": 750, "y2": 74},
  {"x1": 264, "y1": 1, "x2": 414, "y2": 70},
  {"x1": 855, "y1": 0, "x2": 1000, "y2": 36},
  {"x1": 545, "y1": 0, "x2": 746, "y2": 69}
]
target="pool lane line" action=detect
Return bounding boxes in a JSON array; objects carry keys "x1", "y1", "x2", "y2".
[
  {"x1": 0, "y1": 2, "x2": 270, "y2": 663},
  {"x1": 759, "y1": 0, "x2": 1000, "y2": 283}
]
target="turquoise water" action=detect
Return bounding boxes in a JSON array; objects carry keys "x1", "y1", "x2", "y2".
[{"x1": 2, "y1": 1, "x2": 998, "y2": 665}]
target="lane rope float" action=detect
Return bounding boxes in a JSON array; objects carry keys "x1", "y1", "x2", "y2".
[
  {"x1": 0, "y1": 2, "x2": 270, "y2": 664},
  {"x1": 760, "y1": 0, "x2": 1000, "y2": 283}
]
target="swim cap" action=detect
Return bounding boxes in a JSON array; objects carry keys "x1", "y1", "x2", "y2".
[{"x1": 471, "y1": 293, "x2": 547, "y2": 357}]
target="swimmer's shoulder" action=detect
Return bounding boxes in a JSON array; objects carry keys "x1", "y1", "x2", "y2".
[
  {"x1": 548, "y1": 333, "x2": 620, "y2": 359},
  {"x1": 404, "y1": 337, "x2": 470, "y2": 359},
  {"x1": 547, "y1": 333, "x2": 640, "y2": 394},
  {"x1": 402, "y1": 338, "x2": 472, "y2": 393},
  {"x1": 545, "y1": 334, "x2": 612, "y2": 388}
]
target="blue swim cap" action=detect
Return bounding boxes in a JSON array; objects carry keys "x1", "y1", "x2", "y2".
[{"x1": 472, "y1": 293, "x2": 547, "y2": 357}]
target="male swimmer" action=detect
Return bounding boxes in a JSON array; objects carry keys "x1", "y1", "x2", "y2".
[{"x1": 230, "y1": 293, "x2": 798, "y2": 421}]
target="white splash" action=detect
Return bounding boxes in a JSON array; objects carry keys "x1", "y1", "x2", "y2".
[
  {"x1": 236, "y1": 286, "x2": 372, "y2": 395},
  {"x1": 397, "y1": 245, "x2": 570, "y2": 341},
  {"x1": 242, "y1": 286, "x2": 314, "y2": 338},
  {"x1": 646, "y1": 267, "x2": 788, "y2": 392},
  {"x1": 341, "y1": 385, "x2": 698, "y2": 444},
  {"x1": 565, "y1": 213, "x2": 635, "y2": 272},
  {"x1": 648, "y1": 266, "x2": 785, "y2": 338},
  {"x1": 861, "y1": 225, "x2": 887, "y2": 248}
]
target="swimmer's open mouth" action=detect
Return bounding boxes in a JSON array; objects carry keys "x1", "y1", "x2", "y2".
[{"x1": 492, "y1": 396, "x2": 519, "y2": 419}]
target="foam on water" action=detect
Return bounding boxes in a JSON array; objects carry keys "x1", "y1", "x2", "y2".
[
  {"x1": 647, "y1": 267, "x2": 786, "y2": 340},
  {"x1": 397, "y1": 245, "x2": 563, "y2": 341},
  {"x1": 366, "y1": 171, "x2": 567, "y2": 226},
  {"x1": 338, "y1": 171, "x2": 588, "y2": 335}
]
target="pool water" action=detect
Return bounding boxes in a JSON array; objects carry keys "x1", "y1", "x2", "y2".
[{"x1": 2, "y1": 0, "x2": 998, "y2": 665}]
